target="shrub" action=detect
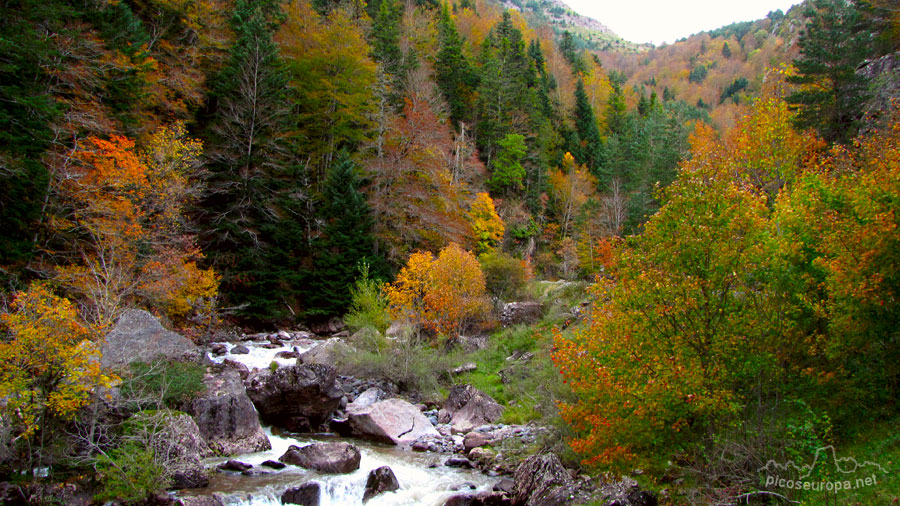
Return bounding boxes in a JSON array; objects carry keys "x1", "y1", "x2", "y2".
[
  {"x1": 479, "y1": 250, "x2": 531, "y2": 301},
  {"x1": 120, "y1": 360, "x2": 205, "y2": 411},
  {"x1": 344, "y1": 262, "x2": 390, "y2": 334},
  {"x1": 94, "y1": 442, "x2": 168, "y2": 505}
]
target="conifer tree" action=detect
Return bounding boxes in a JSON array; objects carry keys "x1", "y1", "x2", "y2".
[
  {"x1": 435, "y1": 2, "x2": 477, "y2": 128},
  {"x1": 573, "y1": 79, "x2": 605, "y2": 184},
  {"x1": 787, "y1": 0, "x2": 873, "y2": 144},
  {"x1": 198, "y1": 0, "x2": 304, "y2": 322},
  {"x1": 305, "y1": 153, "x2": 385, "y2": 318}
]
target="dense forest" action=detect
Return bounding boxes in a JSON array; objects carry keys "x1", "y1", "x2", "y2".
[{"x1": 1, "y1": 0, "x2": 899, "y2": 504}]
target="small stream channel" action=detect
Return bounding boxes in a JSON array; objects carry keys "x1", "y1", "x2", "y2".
[{"x1": 181, "y1": 338, "x2": 499, "y2": 505}]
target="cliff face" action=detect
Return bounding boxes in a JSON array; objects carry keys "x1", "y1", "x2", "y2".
[{"x1": 860, "y1": 51, "x2": 900, "y2": 124}]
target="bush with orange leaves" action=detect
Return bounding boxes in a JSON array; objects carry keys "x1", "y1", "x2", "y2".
[{"x1": 383, "y1": 243, "x2": 491, "y2": 339}]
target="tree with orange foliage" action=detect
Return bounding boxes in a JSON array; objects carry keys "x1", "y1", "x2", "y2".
[
  {"x1": 383, "y1": 244, "x2": 490, "y2": 339},
  {"x1": 468, "y1": 192, "x2": 505, "y2": 254}
]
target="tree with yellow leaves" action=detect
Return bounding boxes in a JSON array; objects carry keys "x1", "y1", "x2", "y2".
[
  {"x1": 468, "y1": 192, "x2": 505, "y2": 255},
  {"x1": 0, "y1": 283, "x2": 114, "y2": 470}
]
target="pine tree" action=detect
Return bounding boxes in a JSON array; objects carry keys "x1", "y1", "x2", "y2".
[
  {"x1": 305, "y1": 153, "x2": 385, "y2": 318},
  {"x1": 435, "y1": 2, "x2": 477, "y2": 128},
  {"x1": 573, "y1": 79, "x2": 605, "y2": 183},
  {"x1": 198, "y1": 0, "x2": 304, "y2": 322},
  {"x1": 787, "y1": 0, "x2": 874, "y2": 144}
]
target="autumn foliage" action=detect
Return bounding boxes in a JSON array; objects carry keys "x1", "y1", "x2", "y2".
[{"x1": 383, "y1": 244, "x2": 491, "y2": 339}]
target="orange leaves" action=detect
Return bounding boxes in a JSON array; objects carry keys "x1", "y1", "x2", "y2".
[
  {"x1": 57, "y1": 125, "x2": 216, "y2": 327},
  {"x1": 0, "y1": 283, "x2": 114, "y2": 441},
  {"x1": 383, "y1": 244, "x2": 490, "y2": 339}
]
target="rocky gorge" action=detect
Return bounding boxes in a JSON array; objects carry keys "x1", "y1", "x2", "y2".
[{"x1": 36, "y1": 309, "x2": 656, "y2": 506}]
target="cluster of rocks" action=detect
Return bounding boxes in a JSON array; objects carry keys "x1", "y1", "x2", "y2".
[{"x1": 92, "y1": 309, "x2": 658, "y2": 506}]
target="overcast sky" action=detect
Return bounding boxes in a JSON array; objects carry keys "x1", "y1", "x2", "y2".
[{"x1": 563, "y1": 0, "x2": 804, "y2": 45}]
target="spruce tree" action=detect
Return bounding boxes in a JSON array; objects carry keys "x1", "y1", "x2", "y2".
[
  {"x1": 572, "y1": 79, "x2": 608, "y2": 183},
  {"x1": 435, "y1": 3, "x2": 477, "y2": 127},
  {"x1": 305, "y1": 153, "x2": 385, "y2": 318},
  {"x1": 787, "y1": 0, "x2": 873, "y2": 144},
  {"x1": 198, "y1": 0, "x2": 305, "y2": 323}
]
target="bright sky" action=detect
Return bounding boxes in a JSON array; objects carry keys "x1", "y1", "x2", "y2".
[{"x1": 563, "y1": 0, "x2": 804, "y2": 45}]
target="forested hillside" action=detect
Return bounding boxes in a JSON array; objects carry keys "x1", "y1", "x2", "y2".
[{"x1": 1, "y1": 0, "x2": 900, "y2": 504}]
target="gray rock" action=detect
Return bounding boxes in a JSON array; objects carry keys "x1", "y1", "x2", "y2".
[
  {"x1": 345, "y1": 387, "x2": 386, "y2": 415},
  {"x1": 463, "y1": 431, "x2": 492, "y2": 452},
  {"x1": 183, "y1": 368, "x2": 270, "y2": 456},
  {"x1": 451, "y1": 362, "x2": 477, "y2": 375},
  {"x1": 362, "y1": 466, "x2": 400, "y2": 502},
  {"x1": 310, "y1": 317, "x2": 346, "y2": 336},
  {"x1": 297, "y1": 338, "x2": 345, "y2": 367},
  {"x1": 281, "y1": 482, "x2": 320, "y2": 506},
  {"x1": 278, "y1": 442, "x2": 361, "y2": 474},
  {"x1": 599, "y1": 476, "x2": 658, "y2": 506},
  {"x1": 261, "y1": 460, "x2": 286, "y2": 470},
  {"x1": 128, "y1": 410, "x2": 209, "y2": 489},
  {"x1": 244, "y1": 363, "x2": 342, "y2": 432},
  {"x1": 101, "y1": 309, "x2": 200, "y2": 370},
  {"x1": 216, "y1": 460, "x2": 252, "y2": 472},
  {"x1": 445, "y1": 457, "x2": 475, "y2": 469},
  {"x1": 438, "y1": 385, "x2": 504, "y2": 434},
  {"x1": 499, "y1": 302, "x2": 543, "y2": 327},
  {"x1": 443, "y1": 492, "x2": 511, "y2": 505},
  {"x1": 176, "y1": 495, "x2": 226, "y2": 506},
  {"x1": 468, "y1": 447, "x2": 496, "y2": 464},
  {"x1": 385, "y1": 321, "x2": 415, "y2": 339},
  {"x1": 231, "y1": 345, "x2": 249, "y2": 355},
  {"x1": 513, "y1": 453, "x2": 584, "y2": 506},
  {"x1": 348, "y1": 398, "x2": 440, "y2": 445}
]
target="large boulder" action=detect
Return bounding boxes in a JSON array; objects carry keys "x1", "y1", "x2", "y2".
[
  {"x1": 346, "y1": 387, "x2": 387, "y2": 415},
  {"x1": 183, "y1": 368, "x2": 270, "y2": 456},
  {"x1": 126, "y1": 410, "x2": 209, "y2": 489},
  {"x1": 101, "y1": 309, "x2": 200, "y2": 370},
  {"x1": 438, "y1": 385, "x2": 504, "y2": 434},
  {"x1": 278, "y1": 442, "x2": 361, "y2": 474},
  {"x1": 499, "y1": 302, "x2": 542, "y2": 327},
  {"x1": 244, "y1": 363, "x2": 342, "y2": 432},
  {"x1": 443, "y1": 492, "x2": 510, "y2": 506},
  {"x1": 598, "y1": 476, "x2": 658, "y2": 506},
  {"x1": 362, "y1": 466, "x2": 400, "y2": 502},
  {"x1": 348, "y1": 398, "x2": 439, "y2": 445},
  {"x1": 282, "y1": 482, "x2": 321, "y2": 506},
  {"x1": 297, "y1": 338, "x2": 345, "y2": 367},
  {"x1": 513, "y1": 454, "x2": 582, "y2": 506}
]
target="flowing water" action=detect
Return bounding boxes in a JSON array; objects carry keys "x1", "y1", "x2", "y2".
[
  {"x1": 192, "y1": 340, "x2": 497, "y2": 505},
  {"x1": 180, "y1": 428, "x2": 495, "y2": 505}
]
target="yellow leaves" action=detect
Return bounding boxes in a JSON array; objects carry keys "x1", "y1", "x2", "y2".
[
  {"x1": 468, "y1": 192, "x2": 505, "y2": 254},
  {"x1": 0, "y1": 283, "x2": 115, "y2": 441},
  {"x1": 383, "y1": 244, "x2": 490, "y2": 339}
]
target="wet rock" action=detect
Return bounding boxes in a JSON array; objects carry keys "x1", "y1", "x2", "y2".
[
  {"x1": 362, "y1": 466, "x2": 400, "y2": 502},
  {"x1": 499, "y1": 302, "x2": 542, "y2": 327},
  {"x1": 278, "y1": 442, "x2": 361, "y2": 474},
  {"x1": 468, "y1": 447, "x2": 496, "y2": 464},
  {"x1": 438, "y1": 385, "x2": 504, "y2": 434},
  {"x1": 281, "y1": 482, "x2": 320, "y2": 506},
  {"x1": 183, "y1": 368, "x2": 270, "y2": 456},
  {"x1": 348, "y1": 398, "x2": 440, "y2": 445},
  {"x1": 310, "y1": 317, "x2": 346, "y2": 336},
  {"x1": 513, "y1": 453, "x2": 587, "y2": 506},
  {"x1": 275, "y1": 350, "x2": 300, "y2": 359},
  {"x1": 221, "y1": 359, "x2": 250, "y2": 379},
  {"x1": 100, "y1": 309, "x2": 200, "y2": 370},
  {"x1": 445, "y1": 457, "x2": 475, "y2": 469},
  {"x1": 493, "y1": 479, "x2": 515, "y2": 494},
  {"x1": 210, "y1": 343, "x2": 228, "y2": 356},
  {"x1": 231, "y1": 345, "x2": 250, "y2": 355},
  {"x1": 216, "y1": 460, "x2": 252, "y2": 472},
  {"x1": 260, "y1": 460, "x2": 286, "y2": 470},
  {"x1": 244, "y1": 363, "x2": 342, "y2": 432}
]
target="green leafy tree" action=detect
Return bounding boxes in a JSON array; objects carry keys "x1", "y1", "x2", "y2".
[
  {"x1": 787, "y1": 0, "x2": 874, "y2": 144},
  {"x1": 488, "y1": 133, "x2": 527, "y2": 193}
]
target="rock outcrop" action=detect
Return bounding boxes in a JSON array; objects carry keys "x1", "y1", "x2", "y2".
[
  {"x1": 297, "y1": 338, "x2": 344, "y2": 367},
  {"x1": 128, "y1": 410, "x2": 209, "y2": 490},
  {"x1": 244, "y1": 363, "x2": 342, "y2": 432},
  {"x1": 278, "y1": 442, "x2": 361, "y2": 474},
  {"x1": 499, "y1": 302, "x2": 542, "y2": 327},
  {"x1": 183, "y1": 368, "x2": 270, "y2": 455},
  {"x1": 513, "y1": 453, "x2": 586, "y2": 506},
  {"x1": 345, "y1": 387, "x2": 387, "y2": 415},
  {"x1": 348, "y1": 398, "x2": 440, "y2": 445},
  {"x1": 438, "y1": 385, "x2": 504, "y2": 434},
  {"x1": 362, "y1": 466, "x2": 400, "y2": 502},
  {"x1": 101, "y1": 309, "x2": 200, "y2": 370}
]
